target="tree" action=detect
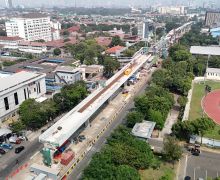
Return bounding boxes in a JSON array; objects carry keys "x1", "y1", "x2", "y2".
[
  {"x1": 19, "y1": 99, "x2": 46, "y2": 130},
  {"x1": 103, "y1": 56, "x2": 120, "y2": 78},
  {"x1": 148, "y1": 109, "x2": 164, "y2": 130},
  {"x1": 172, "y1": 49, "x2": 191, "y2": 62},
  {"x1": 110, "y1": 36, "x2": 125, "y2": 47},
  {"x1": 192, "y1": 118, "x2": 215, "y2": 143},
  {"x1": 165, "y1": 21, "x2": 179, "y2": 33},
  {"x1": 62, "y1": 30, "x2": 70, "y2": 36},
  {"x1": 163, "y1": 136, "x2": 182, "y2": 165},
  {"x1": 10, "y1": 121, "x2": 25, "y2": 134},
  {"x1": 126, "y1": 111, "x2": 144, "y2": 128},
  {"x1": 123, "y1": 49, "x2": 136, "y2": 57},
  {"x1": 53, "y1": 48, "x2": 61, "y2": 56},
  {"x1": 115, "y1": 165, "x2": 140, "y2": 180}
]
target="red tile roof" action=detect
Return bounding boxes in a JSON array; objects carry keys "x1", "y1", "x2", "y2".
[
  {"x1": 95, "y1": 37, "x2": 112, "y2": 47},
  {"x1": 106, "y1": 45, "x2": 125, "y2": 54},
  {"x1": 0, "y1": 36, "x2": 23, "y2": 41},
  {"x1": 19, "y1": 41, "x2": 46, "y2": 47},
  {"x1": 46, "y1": 37, "x2": 78, "y2": 48},
  {"x1": 68, "y1": 26, "x2": 80, "y2": 32}
]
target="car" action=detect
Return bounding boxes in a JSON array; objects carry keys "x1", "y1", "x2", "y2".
[
  {"x1": 184, "y1": 176, "x2": 191, "y2": 180},
  {"x1": 79, "y1": 135, "x2": 86, "y2": 140},
  {"x1": 15, "y1": 146, "x2": 25, "y2": 154},
  {"x1": 9, "y1": 137, "x2": 21, "y2": 144},
  {"x1": 0, "y1": 143, "x2": 13, "y2": 150},
  {"x1": 0, "y1": 148, "x2": 6, "y2": 155}
]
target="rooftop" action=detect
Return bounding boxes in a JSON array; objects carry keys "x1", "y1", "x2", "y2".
[
  {"x1": 190, "y1": 46, "x2": 220, "y2": 56},
  {"x1": 132, "y1": 121, "x2": 156, "y2": 139},
  {"x1": 106, "y1": 45, "x2": 125, "y2": 54},
  {"x1": 0, "y1": 71, "x2": 45, "y2": 95},
  {"x1": 55, "y1": 66, "x2": 80, "y2": 73},
  {"x1": 0, "y1": 36, "x2": 23, "y2": 41},
  {"x1": 207, "y1": 68, "x2": 220, "y2": 74},
  {"x1": 20, "y1": 13, "x2": 49, "y2": 19}
]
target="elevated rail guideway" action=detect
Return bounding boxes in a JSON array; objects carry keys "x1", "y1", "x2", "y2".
[{"x1": 39, "y1": 48, "x2": 153, "y2": 148}]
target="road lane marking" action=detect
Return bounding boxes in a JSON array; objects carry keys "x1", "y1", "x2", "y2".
[{"x1": 30, "y1": 151, "x2": 39, "y2": 160}]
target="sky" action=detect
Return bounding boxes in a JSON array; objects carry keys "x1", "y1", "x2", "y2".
[{"x1": 0, "y1": 0, "x2": 219, "y2": 8}]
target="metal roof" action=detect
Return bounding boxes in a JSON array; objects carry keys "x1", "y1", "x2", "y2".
[
  {"x1": 207, "y1": 68, "x2": 220, "y2": 73},
  {"x1": 132, "y1": 121, "x2": 156, "y2": 139},
  {"x1": 190, "y1": 46, "x2": 220, "y2": 56}
]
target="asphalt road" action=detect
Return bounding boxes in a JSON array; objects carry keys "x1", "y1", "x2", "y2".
[
  {"x1": 68, "y1": 70, "x2": 152, "y2": 180},
  {"x1": 0, "y1": 138, "x2": 43, "y2": 178},
  {"x1": 186, "y1": 150, "x2": 220, "y2": 180}
]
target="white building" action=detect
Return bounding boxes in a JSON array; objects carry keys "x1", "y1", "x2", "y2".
[
  {"x1": 5, "y1": 13, "x2": 52, "y2": 42},
  {"x1": 50, "y1": 21, "x2": 61, "y2": 41},
  {"x1": 54, "y1": 66, "x2": 84, "y2": 85},
  {"x1": 18, "y1": 41, "x2": 47, "y2": 54},
  {"x1": 0, "y1": 71, "x2": 46, "y2": 121},
  {"x1": 137, "y1": 20, "x2": 154, "y2": 40},
  {"x1": 206, "y1": 68, "x2": 220, "y2": 80},
  {"x1": 0, "y1": 36, "x2": 23, "y2": 49},
  {"x1": 158, "y1": 6, "x2": 185, "y2": 15}
]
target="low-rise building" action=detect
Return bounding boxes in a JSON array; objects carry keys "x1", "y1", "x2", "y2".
[
  {"x1": 206, "y1": 68, "x2": 220, "y2": 80},
  {"x1": 132, "y1": 121, "x2": 156, "y2": 139},
  {"x1": 106, "y1": 45, "x2": 127, "y2": 57},
  {"x1": 0, "y1": 71, "x2": 46, "y2": 121},
  {"x1": 0, "y1": 36, "x2": 23, "y2": 49},
  {"x1": 54, "y1": 66, "x2": 85, "y2": 85},
  {"x1": 18, "y1": 41, "x2": 47, "y2": 54}
]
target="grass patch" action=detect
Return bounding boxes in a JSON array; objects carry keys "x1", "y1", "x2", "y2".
[
  {"x1": 139, "y1": 162, "x2": 176, "y2": 180},
  {"x1": 189, "y1": 80, "x2": 220, "y2": 140},
  {"x1": 189, "y1": 80, "x2": 220, "y2": 120},
  {"x1": 205, "y1": 125, "x2": 220, "y2": 140}
]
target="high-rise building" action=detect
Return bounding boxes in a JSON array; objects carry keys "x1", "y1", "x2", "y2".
[
  {"x1": 5, "y1": 13, "x2": 52, "y2": 42},
  {"x1": 5, "y1": 0, "x2": 13, "y2": 9},
  {"x1": 158, "y1": 6, "x2": 185, "y2": 15},
  {"x1": 205, "y1": 11, "x2": 220, "y2": 27},
  {"x1": 137, "y1": 20, "x2": 154, "y2": 40}
]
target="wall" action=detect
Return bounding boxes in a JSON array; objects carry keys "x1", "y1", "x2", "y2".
[{"x1": 0, "y1": 77, "x2": 46, "y2": 121}]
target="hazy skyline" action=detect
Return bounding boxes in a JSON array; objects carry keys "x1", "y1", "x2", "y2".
[{"x1": 0, "y1": 0, "x2": 219, "y2": 8}]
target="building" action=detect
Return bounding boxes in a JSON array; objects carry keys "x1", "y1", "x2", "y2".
[
  {"x1": 131, "y1": 121, "x2": 156, "y2": 139},
  {"x1": 137, "y1": 20, "x2": 154, "y2": 40},
  {"x1": 5, "y1": 13, "x2": 52, "y2": 42},
  {"x1": 210, "y1": 27, "x2": 220, "y2": 38},
  {"x1": 95, "y1": 37, "x2": 112, "y2": 47},
  {"x1": 18, "y1": 41, "x2": 47, "y2": 54},
  {"x1": 5, "y1": 0, "x2": 13, "y2": 9},
  {"x1": 205, "y1": 11, "x2": 220, "y2": 27},
  {"x1": 0, "y1": 71, "x2": 46, "y2": 121},
  {"x1": 106, "y1": 45, "x2": 126, "y2": 57},
  {"x1": 108, "y1": 28, "x2": 125, "y2": 39},
  {"x1": 0, "y1": 36, "x2": 23, "y2": 49},
  {"x1": 158, "y1": 6, "x2": 185, "y2": 15},
  {"x1": 54, "y1": 66, "x2": 84, "y2": 85},
  {"x1": 50, "y1": 21, "x2": 61, "y2": 41},
  {"x1": 206, "y1": 68, "x2": 220, "y2": 80}
]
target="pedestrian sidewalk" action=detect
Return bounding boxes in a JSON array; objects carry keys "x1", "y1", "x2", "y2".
[{"x1": 160, "y1": 94, "x2": 180, "y2": 138}]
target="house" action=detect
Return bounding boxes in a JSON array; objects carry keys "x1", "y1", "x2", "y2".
[
  {"x1": 95, "y1": 37, "x2": 112, "y2": 47},
  {"x1": 0, "y1": 71, "x2": 46, "y2": 121},
  {"x1": 210, "y1": 27, "x2": 220, "y2": 38},
  {"x1": 106, "y1": 45, "x2": 127, "y2": 57}
]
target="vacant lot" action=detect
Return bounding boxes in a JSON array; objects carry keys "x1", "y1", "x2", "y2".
[{"x1": 139, "y1": 162, "x2": 176, "y2": 180}]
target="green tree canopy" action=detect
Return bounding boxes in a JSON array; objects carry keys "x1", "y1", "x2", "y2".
[
  {"x1": 126, "y1": 111, "x2": 144, "y2": 128},
  {"x1": 163, "y1": 136, "x2": 183, "y2": 163}
]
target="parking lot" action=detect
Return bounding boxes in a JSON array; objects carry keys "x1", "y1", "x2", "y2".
[{"x1": 186, "y1": 150, "x2": 220, "y2": 179}]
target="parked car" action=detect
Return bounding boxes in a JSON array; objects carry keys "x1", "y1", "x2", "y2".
[
  {"x1": 15, "y1": 146, "x2": 25, "y2": 154},
  {"x1": 184, "y1": 176, "x2": 191, "y2": 180},
  {"x1": 0, "y1": 148, "x2": 6, "y2": 155},
  {"x1": 9, "y1": 137, "x2": 21, "y2": 144},
  {"x1": 0, "y1": 143, "x2": 13, "y2": 150},
  {"x1": 79, "y1": 135, "x2": 86, "y2": 140}
]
